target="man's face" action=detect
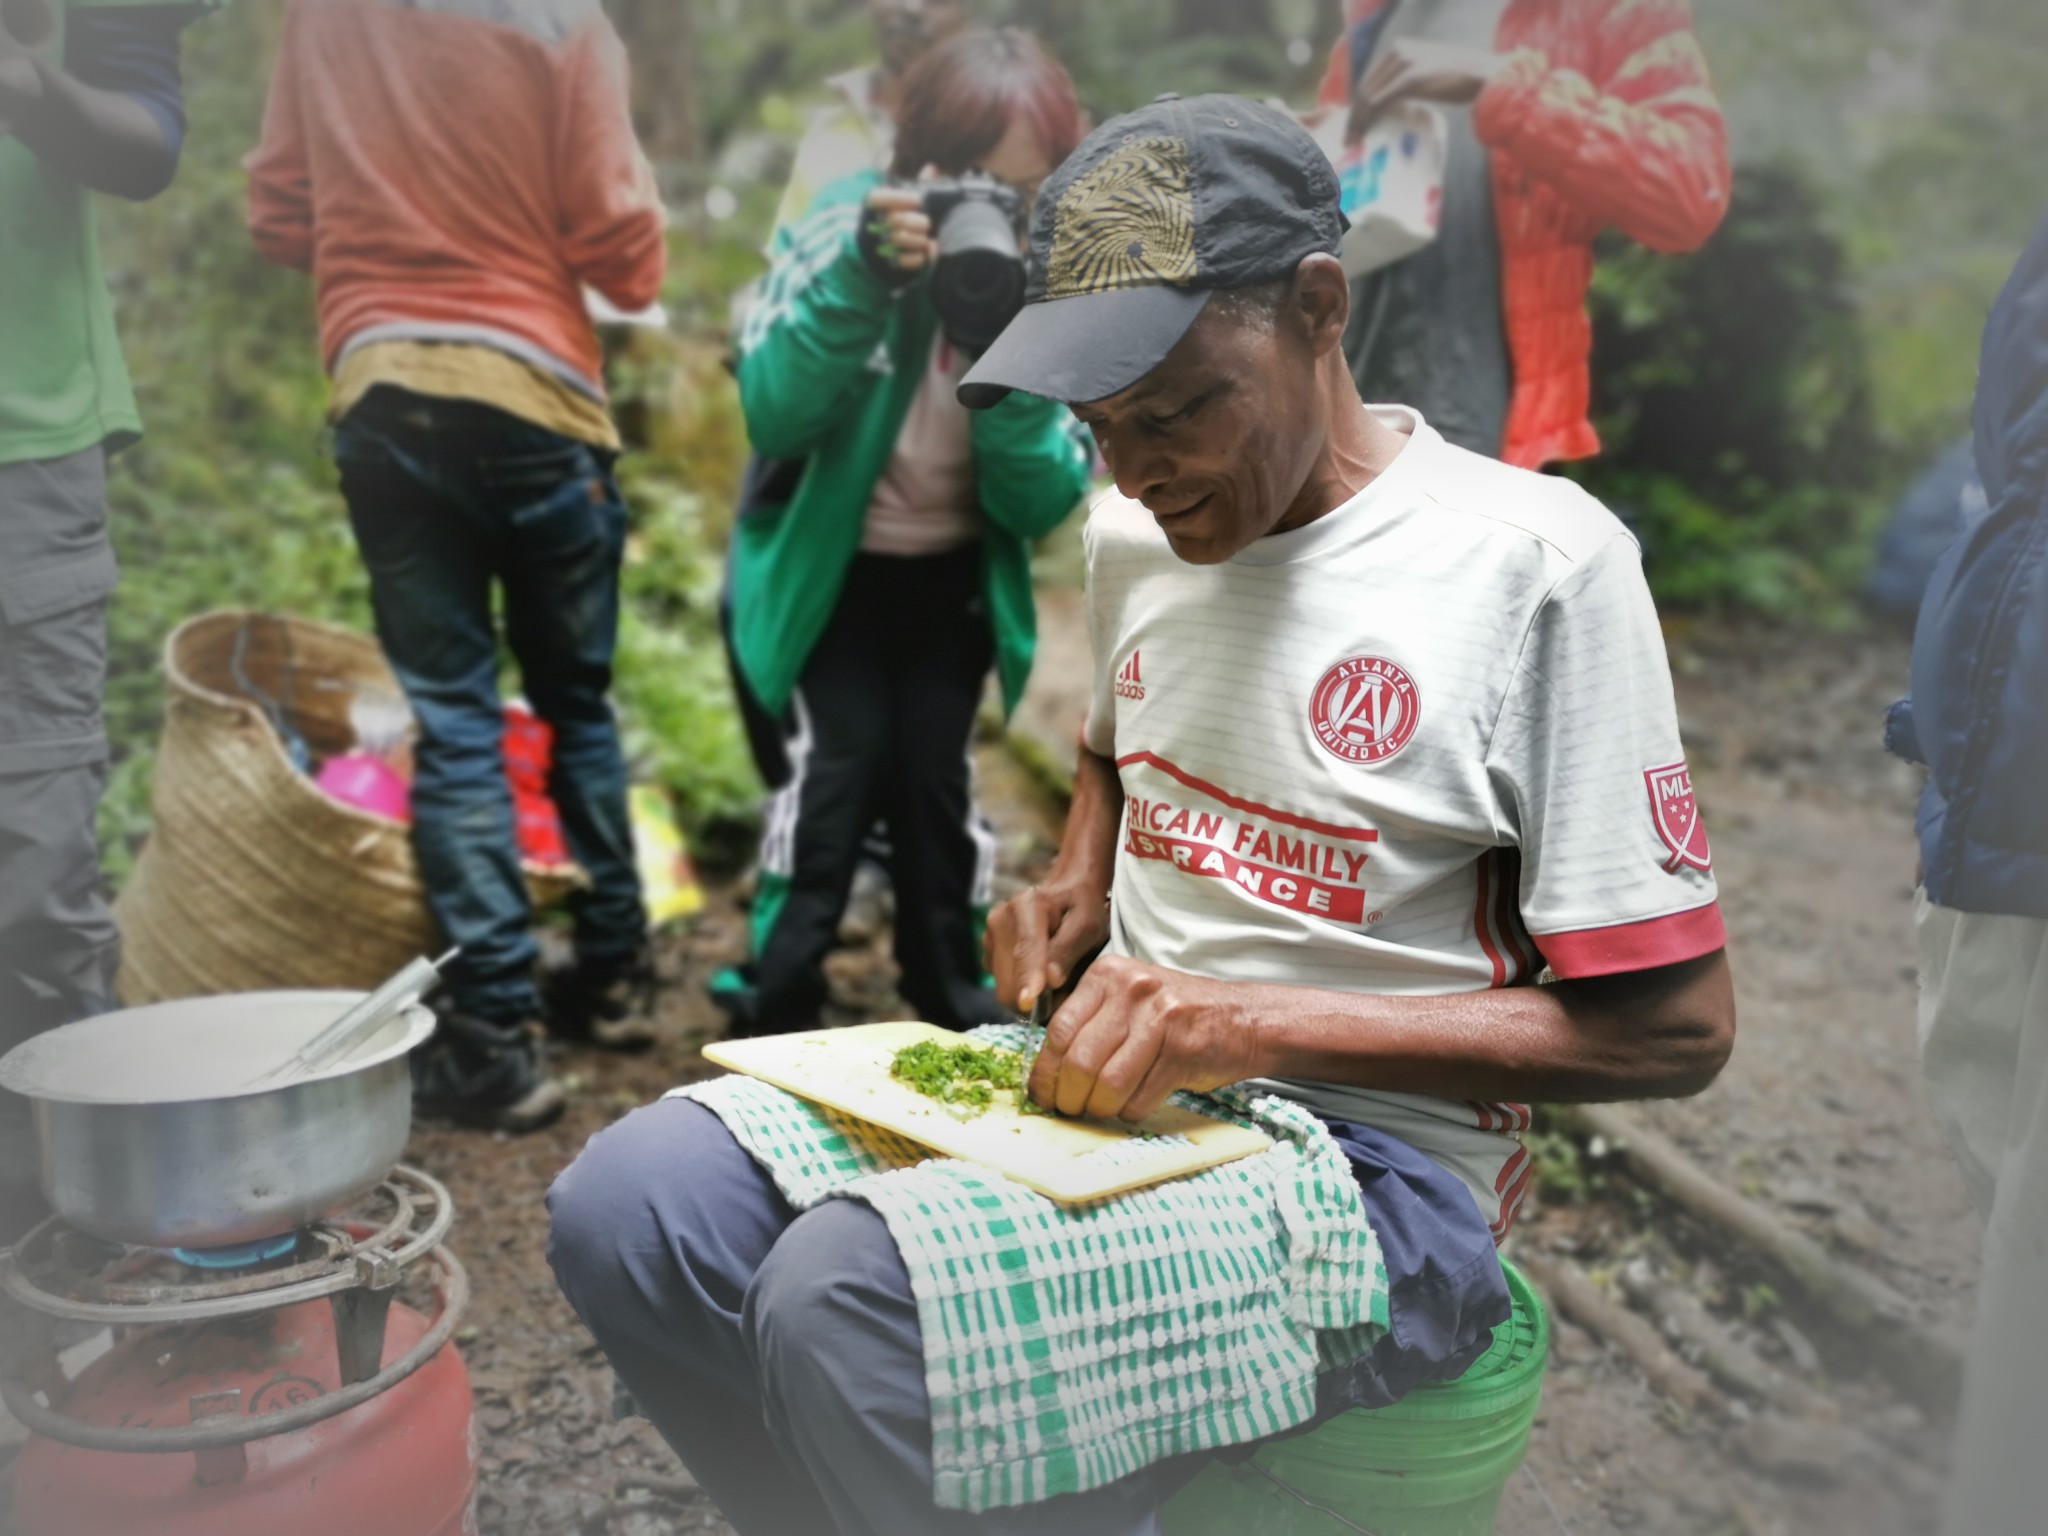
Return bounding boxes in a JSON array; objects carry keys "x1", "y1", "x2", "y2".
[
  {"x1": 1070, "y1": 292, "x2": 1328, "y2": 565},
  {"x1": 870, "y1": 0, "x2": 967, "y2": 76}
]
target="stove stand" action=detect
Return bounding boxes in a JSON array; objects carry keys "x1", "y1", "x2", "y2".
[{"x1": 0, "y1": 1164, "x2": 468, "y2": 1455}]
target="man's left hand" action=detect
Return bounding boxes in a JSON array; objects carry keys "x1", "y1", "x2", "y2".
[
  {"x1": 1028, "y1": 955, "x2": 1266, "y2": 1124},
  {"x1": 1349, "y1": 39, "x2": 1505, "y2": 138}
]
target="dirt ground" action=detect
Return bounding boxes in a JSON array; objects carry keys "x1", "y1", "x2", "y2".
[
  {"x1": 397, "y1": 607, "x2": 1978, "y2": 1536},
  {"x1": 402, "y1": 737, "x2": 1071, "y2": 1536},
  {"x1": 0, "y1": 614, "x2": 1971, "y2": 1536},
  {"x1": 1490, "y1": 623, "x2": 1975, "y2": 1536}
]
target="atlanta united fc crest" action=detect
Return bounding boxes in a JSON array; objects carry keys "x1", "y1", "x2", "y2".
[
  {"x1": 1310, "y1": 656, "x2": 1420, "y2": 765},
  {"x1": 1645, "y1": 761, "x2": 1712, "y2": 872}
]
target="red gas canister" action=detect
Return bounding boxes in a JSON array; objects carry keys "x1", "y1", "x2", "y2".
[{"x1": 13, "y1": 1294, "x2": 476, "y2": 1536}]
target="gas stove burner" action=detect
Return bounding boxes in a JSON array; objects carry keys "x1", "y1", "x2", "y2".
[
  {"x1": 0, "y1": 1163, "x2": 471, "y2": 1470},
  {"x1": 167, "y1": 1232, "x2": 299, "y2": 1271},
  {"x1": 0, "y1": 1165, "x2": 453, "y2": 1325}
]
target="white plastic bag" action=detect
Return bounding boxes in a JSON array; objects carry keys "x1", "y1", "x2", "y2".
[{"x1": 1323, "y1": 103, "x2": 1448, "y2": 281}]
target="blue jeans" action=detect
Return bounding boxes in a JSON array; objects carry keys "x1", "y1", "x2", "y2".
[{"x1": 333, "y1": 388, "x2": 645, "y2": 1024}]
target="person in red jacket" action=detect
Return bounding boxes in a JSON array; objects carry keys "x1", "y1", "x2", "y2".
[
  {"x1": 1319, "y1": 0, "x2": 1729, "y2": 470},
  {"x1": 246, "y1": 0, "x2": 667, "y2": 1133}
]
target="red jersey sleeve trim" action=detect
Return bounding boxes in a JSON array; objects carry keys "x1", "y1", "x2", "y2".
[{"x1": 1533, "y1": 902, "x2": 1727, "y2": 980}]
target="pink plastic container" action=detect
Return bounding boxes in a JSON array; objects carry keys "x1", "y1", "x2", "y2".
[{"x1": 314, "y1": 753, "x2": 413, "y2": 824}]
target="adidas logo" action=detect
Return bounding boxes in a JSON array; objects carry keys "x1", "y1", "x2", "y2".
[{"x1": 1115, "y1": 650, "x2": 1146, "y2": 701}]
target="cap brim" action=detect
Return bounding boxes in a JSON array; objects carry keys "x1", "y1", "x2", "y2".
[{"x1": 958, "y1": 285, "x2": 1214, "y2": 410}]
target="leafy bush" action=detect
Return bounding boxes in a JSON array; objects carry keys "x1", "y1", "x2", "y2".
[
  {"x1": 610, "y1": 365, "x2": 759, "y2": 835},
  {"x1": 1571, "y1": 166, "x2": 1885, "y2": 619},
  {"x1": 94, "y1": 2, "x2": 762, "y2": 885},
  {"x1": 94, "y1": 4, "x2": 360, "y2": 879},
  {"x1": 79, "y1": 0, "x2": 2048, "y2": 890}
]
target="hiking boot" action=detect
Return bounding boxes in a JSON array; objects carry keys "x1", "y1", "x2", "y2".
[
  {"x1": 835, "y1": 858, "x2": 894, "y2": 948},
  {"x1": 707, "y1": 964, "x2": 763, "y2": 1037},
  {"x1": 412, "y1": 1010, "x2": 567, "y2": 1133},
  {"x1": 544, "y1": 944, "x2": 661, "y2": 1052}
]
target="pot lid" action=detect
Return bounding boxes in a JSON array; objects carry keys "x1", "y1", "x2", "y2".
[{"x1": 0, "y1": 992, "x2": 434, "y2": 1106}]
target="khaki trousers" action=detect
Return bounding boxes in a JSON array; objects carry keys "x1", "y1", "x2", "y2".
[{"x1": 1916, "y1": 889, "x2": 2048, "y2": 1536}]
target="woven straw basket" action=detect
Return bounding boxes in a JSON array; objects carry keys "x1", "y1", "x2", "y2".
[{"x1": 116, "y1": 611, "x2": 582, "y2": 1006}]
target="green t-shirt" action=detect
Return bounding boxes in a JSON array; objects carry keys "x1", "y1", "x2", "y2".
[{"x1": 0, "y1": 0, "x2": 213, "y2": 466}]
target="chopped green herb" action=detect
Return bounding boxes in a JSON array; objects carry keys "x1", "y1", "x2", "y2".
[{"x1": 889, "y1": 1040, "x2": 1052, "y2": 1119}]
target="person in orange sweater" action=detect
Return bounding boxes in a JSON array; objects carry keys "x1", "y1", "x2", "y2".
[
  {"x1": 1318, "y1": 0, "x2": 1729, "y2": 470},
  {"x1": 246, "y1": 0, "x2": 667, "y2": 1133}
]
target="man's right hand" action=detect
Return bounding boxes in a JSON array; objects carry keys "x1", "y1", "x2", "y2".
[
  {"x1": 992, "y1": 743, "x2": 1124, "y2": 1014},
  {"x1": 1348, "y1": 38, "x2": 1504, "y2": 140},
  {"x1": 986, "y1": 876, "x2": 1112, "y2": 1015}
]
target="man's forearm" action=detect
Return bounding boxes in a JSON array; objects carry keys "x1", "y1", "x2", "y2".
[
  {"x1": 0, "y1": 53, "x2": 174, "y2": 199},
  {"x1": 988, "y1": 744, "x2": 1124, "y2": 1011},
  {"x1": 1054, "y1": 744, "x2": 1124, "y2": 894},
  {"x1": 1242, "y1": 949, "x2": 1736, "y2": 1104}
]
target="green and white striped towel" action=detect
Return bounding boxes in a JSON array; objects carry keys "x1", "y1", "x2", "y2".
[{"x1": 672, "y1": 1024, "x2": 1389, "y2": 1512}]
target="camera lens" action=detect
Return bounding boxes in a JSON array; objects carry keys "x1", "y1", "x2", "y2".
[{"x1": 931, "y1": 200, "x2": 1027, "y2": 352}]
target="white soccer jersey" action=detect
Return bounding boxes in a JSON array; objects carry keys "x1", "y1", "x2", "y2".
[{"x1": 1082, "y1": 410, "x2": 1723, "y2": 1238}]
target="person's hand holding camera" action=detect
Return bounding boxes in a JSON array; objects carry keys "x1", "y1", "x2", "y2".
[
  {"x1": 1347, "y1": 38, "x2": 1504, "y2": 139},
  {"x1": 857, "y1": 167, "x2": 1028, "y2": 348},
  {"x1": 861, "y1": 184, "x2": 938, "y2": 283}
]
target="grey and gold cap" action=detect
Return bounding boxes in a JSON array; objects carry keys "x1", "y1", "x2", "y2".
[{"x1": 958, "y1": 92, "x2": 1344, "y2": 410}]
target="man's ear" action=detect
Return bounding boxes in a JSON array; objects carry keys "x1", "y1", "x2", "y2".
[{"x1": 1293, "y1": 254, "x2": 1351, "y2": 359}]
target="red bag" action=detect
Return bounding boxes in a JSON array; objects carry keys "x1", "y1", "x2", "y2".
[{"x1": 502, "y1": 702, "x2": 571, "y2": 869}]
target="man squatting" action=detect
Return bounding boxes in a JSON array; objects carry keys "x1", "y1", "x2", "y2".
[{"x1": 550, "y1": 94, "x2": 1735, "y2": 1536}]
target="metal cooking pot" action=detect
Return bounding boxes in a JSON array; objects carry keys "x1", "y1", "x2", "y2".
[{"x1": 0, "y1": 992, "x2": 431, "y2": 1250}]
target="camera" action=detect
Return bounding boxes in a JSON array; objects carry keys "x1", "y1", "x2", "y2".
[{"x1": 918, "y1": 173, "x2": 1029, "y2": 352}]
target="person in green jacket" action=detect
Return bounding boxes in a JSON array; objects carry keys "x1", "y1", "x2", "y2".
[{"x1": 716, "y1": 28, "x2": 1091, "y2": 1036}]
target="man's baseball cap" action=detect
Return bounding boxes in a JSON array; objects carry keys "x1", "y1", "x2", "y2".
[{"x1": 958, "y1": 92, "x2": 1344, "y2": 411}]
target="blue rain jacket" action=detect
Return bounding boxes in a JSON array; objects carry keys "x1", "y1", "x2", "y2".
[{"x1": 1887, "y1": 213, "x2": 2048, "y2": 917}]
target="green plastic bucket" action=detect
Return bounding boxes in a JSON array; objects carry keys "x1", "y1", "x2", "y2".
[{"x1": 1160, "y1": 1259, "x2": 1549, "y2": 1536}]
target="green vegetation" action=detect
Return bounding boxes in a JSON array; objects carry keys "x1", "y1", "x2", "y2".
[
  {"x1": 96, "y1": 3, "x2": 765, "y2": 879},
  {"x1": 92, "y1": 0, "x2": 2048, "y2": 877},
  {"x1": 1521, "y1": 1112, "x2": 1594, "y2": 1204},
  {"x1": 1571, "y1": 167, "x2": 1882, "y2": 619},
  {"x1": 1593, "y1": 0, "x2": 2048, "y2": 616},
  {"x1": 1740, "y1": 1281, "x2": 1784, "y2": 1324},
  {"x1": 97, "y1": 2, "x2": 357, "y2": 877},
  {"x1": 890, "y1": 1039, "x2": 1045, "y2": 1117}
]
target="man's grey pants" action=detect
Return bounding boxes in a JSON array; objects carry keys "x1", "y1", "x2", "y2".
[
  {"x1": 547, "y1": 1096, "x2": 1508, "y2": 1536},
  {"x1": 0, "y1": 450, "x2": 120, "y2": 1215},
  {"x1": 1916, "y1": 890, "x2": 2048, "y2": 1536}
]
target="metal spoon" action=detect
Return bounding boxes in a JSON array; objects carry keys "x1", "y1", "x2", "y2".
[{"x1": 254, "y1": 947, "x2": 457, "y2": 1088}]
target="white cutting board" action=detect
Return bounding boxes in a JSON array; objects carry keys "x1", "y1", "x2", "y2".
[{"x1": 702, "y1": 1022, "x2": 1271, "y2": 1205}]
